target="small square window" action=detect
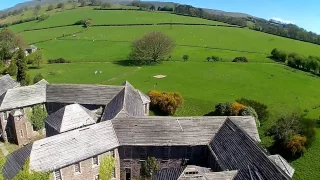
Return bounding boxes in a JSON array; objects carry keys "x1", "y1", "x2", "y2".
[
  {"x1": 74, "y1": 162, "x2": 81, "y2": 173},
  {"x1": 93, "y1": 156, "x2": 99, "y2": 166},
  {"x1": 54, "y1": 169, "x2": 62, "y2": 180}
]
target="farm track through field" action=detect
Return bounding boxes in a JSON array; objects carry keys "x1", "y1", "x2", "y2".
[{"x1": 101, "y1": 67, "x2": 141, "y2": 83}]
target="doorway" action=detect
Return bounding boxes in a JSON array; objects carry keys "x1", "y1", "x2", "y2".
[{"x1": 125, "y1": 168, "x2": 131, "y2": 180}]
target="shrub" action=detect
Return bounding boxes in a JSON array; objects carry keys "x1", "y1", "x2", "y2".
[
  {"x1": 47, "y1": 4, "x2": 54, "y2": 11},
  {"x1": 13, "y1": 158, "x2": 49, "y2": 180},
  {"x1": 30, "y1": 105, "x2": 48, "y2": 131},
  {"x1": 140, "y1": 157, "x2": 158, "y2": 179},
  {"x1": 99, "y1": 155, "x2": 115, "y2": 180},
  {"x1": 211, "y1": 56, "x2": 222, "y2": 62},
  {"x1": 271, "y1": 48, "x2": 287, "y2": 62},
  {"x1": 148, "y1": 90, "x2": 184, "y2": 115},
  {"x1": 236, "y1": 98, "x2": 269, "y2": 121},
  {"x1": 206, "y1": 57, "x2": 211, "y2": 62},
  {"x1": 33, "y1": 73, "x2": 44, "y2": 84},
  {"x1": 38, "y1": 14, "x2": 49, "y2": 21},
  {"x1": 3, "y1": 60, "x2": 17, "y2": 76},
  {"x1": 286, "y1": 135, "x2": 307, "y2": 156},
  {"x1": 300, "y1": 118, "x2": 317, "y2": 147},
  {"x1": 239, "y1": 106, "x2": 258, "y2": 120},
  {"x1": 214, "y1": 102, "x2": 232, "y2": 116},
  {"x1": 48, "y1": 58, "x2": 71, "y2": 64},
  {"x1": 182, "y1": 55, "x2": 189, "y2": 62},
  {"x1": 232, "y1": 57, "x2": 248, "y2": 62},
  {"x1": 230, "y1": 102, "x2": 246, "y2": 115}
]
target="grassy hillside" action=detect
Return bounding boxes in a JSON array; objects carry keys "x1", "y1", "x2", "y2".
[{"x1": 1, "y1": 6, "x2": 320, "y2": 180}]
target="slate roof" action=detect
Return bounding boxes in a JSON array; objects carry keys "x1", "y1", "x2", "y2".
[
  {"x1": 101, "y1": 81, "x2": 145, "y2": 121},
  {"x1": 45, "y1": 104, "x2": 96, "y2": 133},
  {"x1": 112, "y1": 116, "x2": 259, "y2": 146},
  {"x1": 2, "y1": 143, "x2": 33, "y2": 180},
  {"x1": 46, "y1": 84, "x2": 124, "y2": 105},
  {"x1": 29, "y1": 120, "x2": 119, "y2": 172},
  {"x1": 269, "y1": 155, "x2": 295, "y2": 178},
  {"x1": 34, "y1": 79, "x2": 49, "y2": 86},
  {"x1": 0, "y1": 84, "x2": 46, "y2": 111},
  {"x1": 0, "y1": 74, "x2": 20, "y2": 96},
  {"x1": 208, "y1": 118, "x2": 291, "y2": 180}
]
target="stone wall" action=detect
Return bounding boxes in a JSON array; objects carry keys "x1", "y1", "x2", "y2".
[{"x1": 50, "y1": 149, "x2": 119, "y2": 180}]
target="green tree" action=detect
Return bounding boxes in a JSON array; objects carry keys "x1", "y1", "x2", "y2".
[
  {"x1": 4, "y1": 59, "x2": 17, "y2": 76},
  {"x1": 47, "y1": 4, "x2": 54, "y2": 11},
  {"x1": 57, "y1": 3, "x2": 65, "y2": 10},
  {"x1": 129, "y1": 32, "x2": 175, "y2": 64},
  {"x1": 99, "y1": 155, "x2": 115, "y2": 180},
  {"x1": 33, "y1": 73, "x2": 44, "y2": 84},
  {"x1": 182, "y1": 55, "x2": 189, "y2": 62},
  {"x1": 101, "y1": 3, "x2": 111, "y2": 9},
  {"x1": 16, "y1": 49, "x2": 29, "y2": 86},
  {"x1": 30, "y1": 105, "x2": 48, "y2": 131},
  {"x1": 206, "y1": 56, "x2": 211, "y2": 62},
  {"x1": 33, "y1": 51, "x2": 43, "y2": 68},
  {"x1": 140, "y1": 157, "x2": 158, "y2": 180},
  {"x1": 13, "y1": 158, "x2": 49, "y2": 180},
  {"x1": 84, "y1": 18, "x2": 93, "y2": 28},
  {"x1": 34, "y1": 5, "x2": 41, "y2": 16},
  {"x1": 79, "y1": 0, "x2": 87, "y2": 7},
  {"x1": 72, "y1": 2, "x2": 78, "y2": 9}
]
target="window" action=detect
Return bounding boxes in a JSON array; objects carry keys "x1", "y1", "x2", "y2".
[
  {"x1": 20, "y1": 130, "x2": 23, "y2": 138},
  {"x1": 140, "y1": 147, "x2": 147, "y2": 160},
  {"x1": 163, "y1": 147, "x2": 170, "y2": 160},
  {"x1": 144, "y1": 104, "x2": 148, "y2": 114},
  {"x1": 93, "y1": 156, "x2": 99, "y2": 166},
  {"x1": 124, "y1": 147, "x2": 132, "y2": 159},
  {"x1": 186, "y1": 147, "x2": 192, "y2": 159},
  {"x1": 94, "y1": 175, "x2": 99, "y2": 180},
  {"x1": 54, "y1": 170, "x2": 62, "y2": 180},
  {"x1": 74, "y1": 162, "x2": 81, "y2": 173}
]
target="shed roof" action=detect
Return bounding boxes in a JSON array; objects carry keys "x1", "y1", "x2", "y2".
[
  {"x1": 112, "y1": 116, "x2": 258, "y2": 146},
  {"x1": 0, "y1": 74, "x2": 20, "y2": 96},
  {"x1": 46, "y1": 84, "x2": 124, "y2": 105},
  {"x1": 0, "y1": 84, "x2": 46, "y2": 111},
  {"x1": 208, "y1": 119, "x2": 291, "y2": 180},
  {"x1": 34, "y1": 79, "x2": 49, "y2": 86},
  {"x1": 29, "y1": 120, "x2": 119, "y2": 172},
  {"x1": 45, "y1": 104, "x2": 96, "y2": 133}
]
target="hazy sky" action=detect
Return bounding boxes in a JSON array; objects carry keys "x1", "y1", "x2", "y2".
[{"x1": 1, "y1": 0, "x2": 319, "y2": 34}]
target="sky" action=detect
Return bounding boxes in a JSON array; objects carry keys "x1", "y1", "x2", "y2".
[{"x1": 1, "y1": 0, "x2": 319, "y2": 34}]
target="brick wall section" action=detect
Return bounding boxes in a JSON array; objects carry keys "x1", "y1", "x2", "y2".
[
  {"x1": 12, "y1": 114, "x2": 33, "y2": 145},
  {"x1": 50, "y1": 149, "x2": 119, "y2": 180},
  {"x1": 119, "y1": 146, "x2": 209, "y2": 180}
]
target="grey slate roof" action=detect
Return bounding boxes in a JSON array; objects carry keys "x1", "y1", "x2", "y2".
[
  {"x1": 112, "y1": 116, "x2": 258, "y2": 146},
  {"x1": 45, "y1": 104, "x2": 96, "y2": 133},
  {"x1": 29, "y1": 120, "x2": 119, "y2": 172},
  {"x1": 208, "y1": 118, "x2": 291, "y2": 180},
  {"x1": 0, "y1": 84, "x2": 46, "y2": 111},
  {"x1": 153, "y1": 167, "x2": 185, "y2": 180},
  {"x1": 46, "y1": 84, "x2": 124, "y2": 105},
  {"x1": 101, "y1": 81, "x2": 145, "y2": 121},
  {"x1": 269, "y1": 155, "x2": 295, "y2": 178},
  {"x1": 2, "y1": 143, "x2": 33, "y2": 180},
  {"x1": 137, "y1": 90, "x2": 150, "y2": 104},
  {"x1": 0, "y1": 74, "x2": 20, "y2": 96},
  {"x1": 204, "y1": 171, "x2": 238, "y2": 180}
]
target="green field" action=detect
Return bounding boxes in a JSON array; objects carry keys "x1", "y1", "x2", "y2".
[{"x1": 2, "y1": 6, "x2": 320, "y2": 180}]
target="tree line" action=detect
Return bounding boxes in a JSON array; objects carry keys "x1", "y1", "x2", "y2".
[{"x1": 271, "y1": 48, "x2": 320, "y2": 75}]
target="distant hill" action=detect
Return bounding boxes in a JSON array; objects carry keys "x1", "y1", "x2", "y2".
[{"x1": 0, "y1": 0, "x2": 254, "y2": 19}]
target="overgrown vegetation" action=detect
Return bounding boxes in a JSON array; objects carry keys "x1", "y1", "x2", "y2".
[
  {"x1": 140, "y1": 157, "x2": 158, "y2": 180},
  {"x1": 16, "y1": 49, "x2": 30, "y2": 86},
  {"x1": 148, "y1": 90, "x2": 184, "y2": 115},
  {"x1": 33, "y1": 73, "x2": 44, "y2": 84},
  {"x1": 99, "y1": 155, "x2": 115, "y2": 180},
  {"x1": 129, "y1": 32, "x2": 175, "y2": 65},
  {"x1": 13, "y1": 158, "x2": 49, "y2": 180},
  {"x1": 30, "y1": 105, "x2": 48, "y2": 131},
  {"x1": 236, "y1": 98, "x2": 270, "y2": 122},
  {"x1": 47, "y1": 58, "x2": 71, "y2": 64},
  {"x1": 232, "y1": 56, "x2": 248, "y2": 62}
]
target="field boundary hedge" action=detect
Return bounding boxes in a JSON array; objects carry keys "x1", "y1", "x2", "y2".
[{"x1": 24, "y1": 22, "x2": 241, "y2": 32}]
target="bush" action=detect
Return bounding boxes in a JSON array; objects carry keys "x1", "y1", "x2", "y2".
[
  {"x1": 148, "y1": 90, "x2": 184, "y2": 115},
  {"x1": 182, "y1": 55, "x2": 189, "y2": 62},
  {"x1": 300, "y1": 118, "x2": 317, "y2": 147},
  {"x1": 232, "y1": 57, "x2": 248, "y2": 62},
  {"x1": 38, "y1": 14, "x2": 49, "y2": 21},
  {"x1": 230, "y1": 102, "x2": 246, "y2": 115},
  {"x1": 239, "y1": 106, "x2": 258, "y2": 120},
  {"x1": 140, "y1": 157, "x2": 158, "y2": 179},
  {"x1": 214, "y1": 102, "x2": 232, "y2": 116},
  {"x1": 206, "y1": 57, "x2": 211, "y2": 62},
  {"x1": 286, "y1": 135, "x2": 307, "y2": 156},
  {"x1": 271, "y1": 48, "x2": 287, "y2": 62},
  {"x1": 236, "y1": 98, "x2": 269, "y2": 121},
  {"x1": 33, "y1": 73, "x2": 44, "y2": 84},
  {"x1": 99, "y1": 155, "x2": 115, "y2": 180},
  {"x1": 48, "y1": 58, "x2": 71, "y2": 64},
  {"x1": 211, "y1": 56, "x2": 222, "y2": 62},
  {"x1": 3, "y1": 60, "x2": 17, "y2": 76},
  {"x1": 30, "y1": 105, "x2": 48, "y2": 131}
]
